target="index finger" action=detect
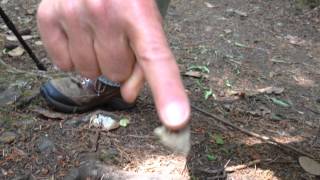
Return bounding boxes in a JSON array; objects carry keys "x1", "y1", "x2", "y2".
[{"x1": 125, "y1": 1, "x2": 190, "y2": 130}]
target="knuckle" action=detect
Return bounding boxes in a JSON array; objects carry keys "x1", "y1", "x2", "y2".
[
  {"x1": 84, "y1": 0, "x2": 104, "y2": 17},
  {"x1": 61, "y1": 1, "x2": 79, "y2": 19},
  {"x1": 138, "y1": 45, "x2": 170, "y2": 64},
  {"x1": 54, "y1": 59, "x2": 74, "y2": 71},
  {"x1": 37, "y1": 2, "x2": 55, "y2": 24}
]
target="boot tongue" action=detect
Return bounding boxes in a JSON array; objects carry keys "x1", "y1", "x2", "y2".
[{"x1": 93, "y1": 79, "x2": 107, "y2": 96}]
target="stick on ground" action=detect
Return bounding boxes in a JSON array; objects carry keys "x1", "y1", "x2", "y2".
[{"x1": 191, "y1": 104, "x2": 315, "y2": 159}]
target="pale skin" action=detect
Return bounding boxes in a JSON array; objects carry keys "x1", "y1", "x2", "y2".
[{"x1": 37, "y1": 0, "x2": 190, "y2": 130}]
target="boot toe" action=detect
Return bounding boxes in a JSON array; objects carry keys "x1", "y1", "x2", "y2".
[{"x1": 41, "y1": 81, "x2": 78, "y2": 107}]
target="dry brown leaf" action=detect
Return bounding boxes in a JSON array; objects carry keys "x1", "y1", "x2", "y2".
[
  {"x1": 89, "y1": 113, "x2": 120, "y2": 131},
  {"x1": 32, "y1": 107, "x2": 70, "y2": 120},
  {"x1": 204, "y1": 2, "x2": 217, "y2": 8},
  {"x1": 6, "y1": 35, "x2": 33, "y2": 41},
  {"x1": 8, "y1": 46, "x2": 25, "y2": 57},
  {"x1": 286, "y1": 35, "x2": 306, "y2": 46},
  {"x1": 257, "y1": 86, "x2": 284, "y2": 95},
  {"x1": 184, "y1": 71, "x2": 209, "y2": 79},
  {"x1": 299, "y1": 156, "x2": 320, "y2": 176}
]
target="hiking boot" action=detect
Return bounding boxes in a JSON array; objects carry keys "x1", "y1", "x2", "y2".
[{"x1": 40, "y1": 76, "x2": 135, "y2": 113}]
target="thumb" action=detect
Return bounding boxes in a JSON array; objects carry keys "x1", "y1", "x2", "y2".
[{"x1": 125, "y1": 1, "x2": 190, "y2": 130}]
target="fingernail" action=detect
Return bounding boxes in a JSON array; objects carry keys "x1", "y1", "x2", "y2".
[{"x1": 161, "y1": 101, "x2": 190, "y2": 130}]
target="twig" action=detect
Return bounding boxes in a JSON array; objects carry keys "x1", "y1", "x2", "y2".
[
  {"x1": 93, "y1": 130, "x2": 101, "y2": 152},
  {"x1": 0, "y1": 6, "x2": 46, "y2": 70},
  {"x1": 225, "y1": 159, "x2": 262, "y2": 172},
  {"x1": 202, "y1": 159, "x2": 295, "y2": 174},
  {"x1": 312, "y1": 126, "x2": 320, "y2": 147},
  {"x1": 191, "y1": 104, "x2": 315, "y2": 159}
]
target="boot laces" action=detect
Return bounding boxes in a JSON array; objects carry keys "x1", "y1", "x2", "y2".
[{"x1": 72, "y1": 76, "x2": 107, "y2": 96}]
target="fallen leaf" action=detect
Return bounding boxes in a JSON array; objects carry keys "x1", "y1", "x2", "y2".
[
  {"x1": 32, "y1": 107, "x2": 70, "y2": 120},
  {"x1": 226, "y1": 8, "x2": 248, "y2": 17},
  {"x1": 270, "y1": 97, "x2": 290, "y2": 108},
  {"x1": 225, "y1": 90, "x2": 245, "y2": 98},
  {"x1": 6, "y1": 35, "x2": 33, "y2": 41},
  {"x1": 35, "y1": 40, "x2": 43, "y2": 46},
  {"x1": 213, "y1": 134, "x2": 224, "y2": 145},
  {"x1": 270, "y1": 113, "x2": 285, "y2": 121},
  {"x1": 89, "y1": 113, "x2": 119, "y2": 131},
  {"x1": 258, "y1": 87, "x2": 284, "y2": 94},
  {"x1": 41, "y1": 168, "x2": 49, "y2": 175},
  {"x1": 26, "y1": 8, "x2": 36, "y2": 15},
  {"x1": 1, "y1": 0, "x2": 9, "y2": 4},
  {"x1": 235, "y1": 42, "x2": 249, "y2": 48},
  {"x1": 225, "y1": 80, "x2": 232, "y2": 88},
  {"x1": 234, "y1": 10, "x2": 248, "y2": 17},
  {"x1": 207, "y1": 154, "x2": 217, "y2": 161},
  {"x1": 270, "y1": 58, "x2": 288, "y2": 64},
  {"x1": 204, "y1": 2, "x2": 217, "y2": 8},
  {"x1": 224, "y1": 29, "x2": 232, "y2": 34},
  {"x1": 184, "y1": 71, "x2": 209, "y2": 79},
  {"x1": 285, "y1": 35, "x2": 306, "y2": 46},
  {"x1": 299, "y1": 156, "x2": 320, "y2": 176},
  {"x1": 8, "y1": 46, "x2": 24, "y2": 57},
  {"x1": 188, "y1": 65, "x2": 210, "y2": 74},
  {"x1": 204, "y1": 89, "x2": 213, "y2": 100}
]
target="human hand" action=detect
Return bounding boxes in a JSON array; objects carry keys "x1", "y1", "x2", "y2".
[{"x1": 37, "y1": 0, "x2": 190, "y2": 130}]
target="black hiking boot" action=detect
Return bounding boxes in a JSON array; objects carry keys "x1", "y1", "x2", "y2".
[{"x1": 40, "y1": 76, "x2": 135, "y2": 113}]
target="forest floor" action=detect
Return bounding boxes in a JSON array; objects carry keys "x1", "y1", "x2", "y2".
[{"x1": 0, "y1": 0, "x2": 320, "y2": 179}]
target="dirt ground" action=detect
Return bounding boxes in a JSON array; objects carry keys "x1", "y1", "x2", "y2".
[{"x1": 0, "y1": 0, "x2": 320, "y2": 179}]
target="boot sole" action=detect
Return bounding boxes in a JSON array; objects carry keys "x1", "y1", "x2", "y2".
[{"x1": 40, "y1": 86, "x2": 135, "y2": 113}]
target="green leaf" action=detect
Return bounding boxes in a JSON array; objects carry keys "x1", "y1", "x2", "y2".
[
  {"x1": 214, "y1": 134, "x2": 224, "y2": 145},
  {"x1": 270, "y1": 97, "x2": 290, "y2": 108},
  {"x1": 204, "y1": 89, "x2": 213, "y2": 100},
  {"x1": 271, "y1": 113, "x2": 285, "y2": 121},
  {"x1": 207, "y1": 154, "x2": 217, "y2": 161},
  {"x1": 234, "y1": 68, "x2": 241, "y2": 75},
  {"x1": 119, "y1": 118, "x2": 130, "y2": 127}
]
